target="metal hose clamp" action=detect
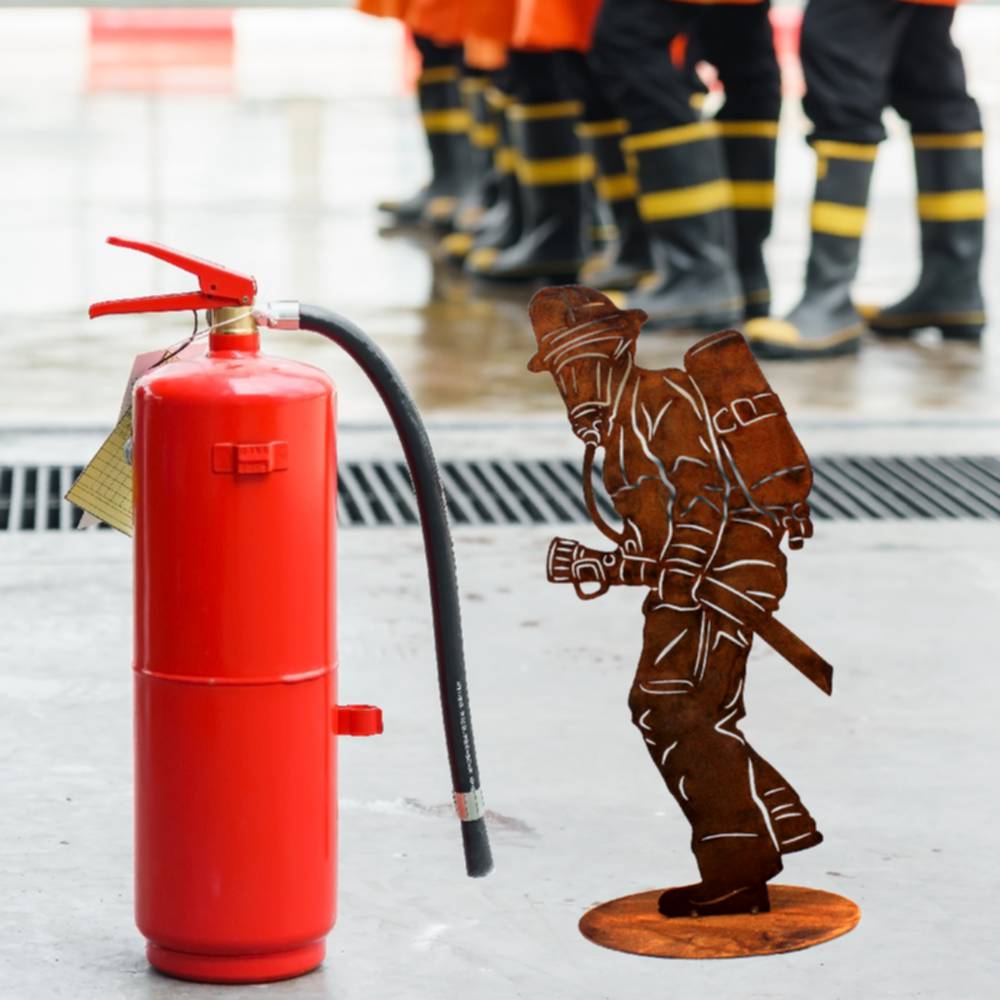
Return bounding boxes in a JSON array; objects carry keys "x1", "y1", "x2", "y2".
[{"x1": 453, "y1": 787, "x2": 486, "y2": 822}]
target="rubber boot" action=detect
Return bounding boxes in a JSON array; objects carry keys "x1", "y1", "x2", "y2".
[
  {"x1": 440, "y1": 73, "x2": 500, "y2": 256},
  {"x1": 859, "y1": 132, "x2": 986, "y2": 342},
  {"x1": 587, "y1": 183, "x2": 616, "y2": 260},
  {"x1": 577, "y1": 118, "x2": 653, "y2": 291},
  {"x1": 465, "y1": 83, "x2": 523, "y2": 273},
  {"x1": 746, "y1": 141, "x2": 876, "y2": 359},
  {"x1": 721, "y1": 120, "x2": 779, "y2": 320},
  {"x1": 620, "y1": 121, "x2": 744, "y2": 330},
  {"x1": 469, "y1": 99, "x2": 590, "y2": 282},
  {"x1": 378, "y1": 51, "x2": 472, "y2": 231},
  {"x1": 439, "y1": 74, "x2": 502, "y2": 263}
]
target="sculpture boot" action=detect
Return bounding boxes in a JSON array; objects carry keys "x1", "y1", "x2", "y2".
[
  {"x1": 721, "y1": 120, "x2": 779, "y2": 320},
  {"x1": 658, "y1": 881, "x2": 771, "y2": 919},
  {"x1": 577, "y1": 118, "x2": 653, "y2": 291},
  {"x1": 859, "y1": 132, "x2": 986, "y2": 342},
  {"x1": 746, "y1": 141, "x2": 876, "y2": 359},
  {"x1": 469, "y1": 98, "x2": 589, "y2": 282},
  {"x1": 378, "y1": 52, "x2": 472, "y2": 231},
  {"x1": 659, "y1": 836, "x2": 782, "y2": 919},
  {"x1": 620, "y1": 121, "x2": 744, "y2": 331}
]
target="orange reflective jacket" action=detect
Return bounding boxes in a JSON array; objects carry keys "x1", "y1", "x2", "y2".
[
  {"x1": 672, "y1": 0, "x2": 958, "y2": 5},
  {"x1": 466, "y1": 0, "x2": 516, "y2": 69},
  {"x1": 405, "y1": 0, "x2": 468, "y2": 46},
  {"x1": 511, "y1": 0, "x2": 604, "y2": 53},
  {"x1": 356, "y1": 0, "x2": 408, "y2": 18},
  {"x1": 468, "y1": 0, "x2": 517, "y2": 44}
]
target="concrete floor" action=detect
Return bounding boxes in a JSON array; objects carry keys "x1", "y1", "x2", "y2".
[
  {"x1": 2, "y1": 523, "x2": 999, "y2": 999},
  {"x1": 2, "y1": 7, "x2": 1000, "y2": 999}
]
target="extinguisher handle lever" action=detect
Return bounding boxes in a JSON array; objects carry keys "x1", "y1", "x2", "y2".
[{"x1": 89, "y1": 236, "x2": 257, "y2": 319}]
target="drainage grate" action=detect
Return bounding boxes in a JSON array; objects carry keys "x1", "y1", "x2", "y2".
[{"x1": 3, "y1": 457, "x2": 1000, "y2": 532}]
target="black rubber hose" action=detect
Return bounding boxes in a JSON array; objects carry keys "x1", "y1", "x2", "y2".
[{"x1": 298, "y1": 304, "x2": 493, "y2": 878}]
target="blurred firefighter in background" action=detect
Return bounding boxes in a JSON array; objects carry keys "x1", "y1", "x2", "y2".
[
  {"x1": 360, "y1": 1, "x2": 985, "y2": 356},
  {"x1": 358, "y1": 0, "x2": 472, "y2": 230},
  {"x1": 437, "y1": 1, "x2": 520, "y2": 266},
  {"x1": 589, "y1": 0, "x2": 782, "y2": 330},
  {"x1": 464, "y1": 1, "x2": 604, "y2": 283},
  {"x1": 746, "y1": 0, "x2": 986, "y2": 359},
  {"x1": 359, "y1": 0, "x2": 723, "y2": 296},
  {"x1": 359, "y1": 0, "x2": 600, "y2": 283}
]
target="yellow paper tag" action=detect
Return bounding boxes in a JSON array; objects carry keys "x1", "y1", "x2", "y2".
[
  {"x1": 67, "y1": 337, "x2": 204, "y2": 535},
  {"x1": 66, "y1": 409, "x2": 135, "y2": 536}
]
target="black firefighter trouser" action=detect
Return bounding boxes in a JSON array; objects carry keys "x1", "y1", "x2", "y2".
[
  {"x1": 590, "y1": 0, "x2": 781, "y2": 132},
  {"x1": 801, "y1": 0, "x2": 981, "y2": 143},
  {"x1": 589, "y1": 1, "x2": 782, "y2": 310}
]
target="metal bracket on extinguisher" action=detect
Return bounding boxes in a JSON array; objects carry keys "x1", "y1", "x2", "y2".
[
  {"x1": 334, "y1": 704, "x2": 384, "y2": 737},
  {"x1": 212, "y1": 441, "x2": 289, "y2": 476}
]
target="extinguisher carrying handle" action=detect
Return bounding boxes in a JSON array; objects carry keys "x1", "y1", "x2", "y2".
[{"x1": 292, "y1": 303, "x2": 493, "y2": 879}]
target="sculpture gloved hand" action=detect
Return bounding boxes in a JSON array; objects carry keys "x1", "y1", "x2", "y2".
[{"x1": 546, "y1": 537, "x2": 621, "y2": 600}]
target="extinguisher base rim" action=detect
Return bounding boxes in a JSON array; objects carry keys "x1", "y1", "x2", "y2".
[{"x1": 146, "y1": 939, "x2": 325, "y2": 985}]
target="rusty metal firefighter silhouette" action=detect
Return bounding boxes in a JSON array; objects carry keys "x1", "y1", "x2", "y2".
[{"x1": 528, "y1": 286, "x2": 833, "y2": 919}]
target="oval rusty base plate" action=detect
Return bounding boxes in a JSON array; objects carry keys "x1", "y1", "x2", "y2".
[{"x1": 579, "y1": 885, "x2": 860, "y2": 959}]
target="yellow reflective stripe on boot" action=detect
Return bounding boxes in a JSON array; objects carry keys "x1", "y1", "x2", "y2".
[
  {"x1": 516, "y1": 153, "x2": 594, "y2": 186},
  {"x1": 624, "y1": 120, "x2": 719, "y2": 152},
  {"x1": 812, "y1": 140, "x2": 878, "y2": 162},
  {"x1": 639, "y1": 179, "x2": 732, "y2": 220},
  {"x1": 811, "y1": 201, "x2": 868, "y2": 238},
  {"x1": 422, "y1": 109, "x2": 471, "y2": 133},
  {"x1": 459, "y1": 76, "x2": 487, "y2": 96},
  {"x1": 577, "y1": 119, "x2": 627, "y2": 138},
  {"x1": 508, "y1": 100, "x2": 583, "y2": 121},
  {"x1": 467, "y1": 246, "x2": 500, "y2": 272},
  {"x1": 596, "y1": 172, "x2": 638, "y2": 202},
  {"x1": 730, "y1": 181, "x2": 775, "y2": 210},
  {"x1": 912, "y1": 131, "x2": 984, "y2": 150},
  {"x1": 745, "y1": 316, "x2": 864, "y2": 350},
  {"x1": 419, "y1": 66, "x2": 459, "y2": 86},
  {"x1": 718, "y1": 121, "x2": 780, "y2": 139},
  {"x1": 917, "y1": 190, "x2": 987, "y2": 221},
  {"x1": 425, "y1": 195, "x2": 457, "y2": 222},
  {"x1": 470, "y1": 123, "x2": 500, "y2": 149},
  {"x1": 859, "y1": 306, "x2": 986, "y2": 329},
  {"x1": 439, "y1": 231, "x2": 474, "y2": 259},
  {"x1": 814, "y1": 141, "x2": 878, "y2": 181},
  {"x1": 485, "y1": 86, "x2": 512, "y2": 111},
  {"x1": 494, "y1": 146, "x2": 517, "y2": 175}
]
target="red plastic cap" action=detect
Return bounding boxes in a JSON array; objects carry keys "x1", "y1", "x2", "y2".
[{"x1": 334, "y1": 705, "x2": 383, "y2": 737}]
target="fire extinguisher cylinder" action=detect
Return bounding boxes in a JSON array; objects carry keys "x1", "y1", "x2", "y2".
[{"x1": 87, "y1": 238, "x2": 492, "y2": 986}]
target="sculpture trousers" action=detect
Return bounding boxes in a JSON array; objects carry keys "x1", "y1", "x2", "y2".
[{"x1": 631, "y1": 596, "x2": 819, "y2": 887}]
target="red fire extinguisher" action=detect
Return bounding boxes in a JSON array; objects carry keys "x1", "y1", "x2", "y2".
[{"x1": 88, "y1": 236, "x2": 492, "y2": 984}]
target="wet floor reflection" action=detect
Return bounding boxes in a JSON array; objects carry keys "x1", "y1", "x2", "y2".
[{"x1": 0, "y1": 9, "x2": 996, "y2": 428}]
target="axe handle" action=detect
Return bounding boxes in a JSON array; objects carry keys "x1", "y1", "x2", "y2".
[{"x1": 755, "y1": 616, "x2": 834, "y2": 696}]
